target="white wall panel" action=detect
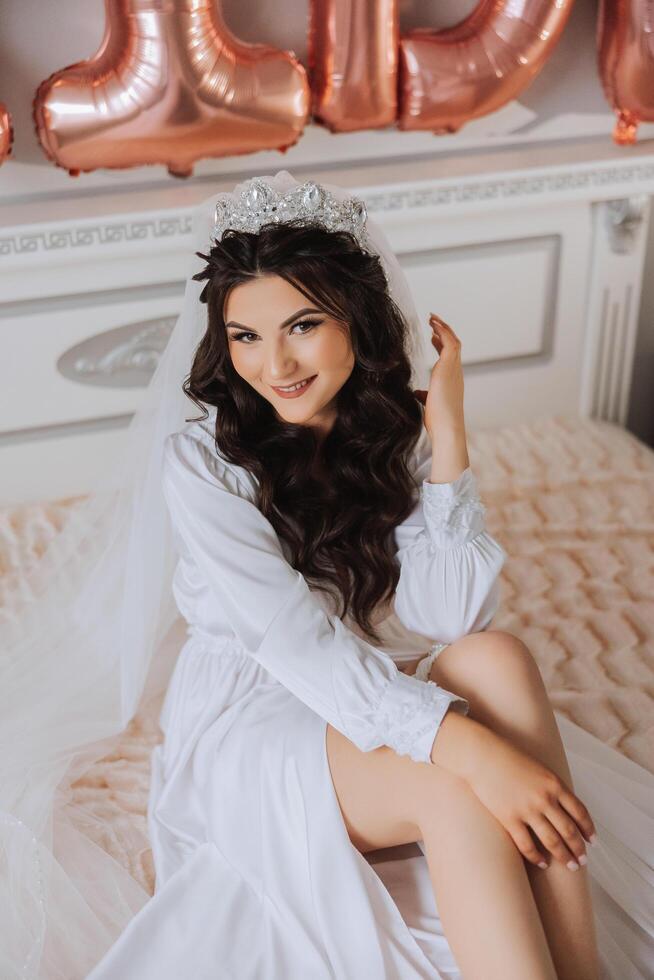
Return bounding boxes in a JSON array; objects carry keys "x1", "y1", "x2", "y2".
[{"x1": 1, "y1": 291, "x2": 185, "y2": 431}]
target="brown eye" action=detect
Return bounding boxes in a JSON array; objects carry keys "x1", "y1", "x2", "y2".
[
  {"x1": 229, "y1": 318, "x2": 322, "y2": 344},
  {"x1": 291, "y1": 319, "x2": 321, "y2": 335}
]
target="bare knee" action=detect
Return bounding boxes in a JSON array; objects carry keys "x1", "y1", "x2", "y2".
[
  {"x1": 481, "y1": 630, "x2": 546, "y2": 684},
  {"x1": 431, "y1": 629, "x2": 547, "y2": 704},
  {"x1": 457, "y1": 629, "x2": 541, "y2": 673}
]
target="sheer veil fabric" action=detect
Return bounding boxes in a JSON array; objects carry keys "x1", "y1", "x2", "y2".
[{"x1": 0, "y1": 170, "x2": 652, "y2": 979}]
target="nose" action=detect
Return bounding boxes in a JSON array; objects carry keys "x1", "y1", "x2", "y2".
[{"x1": 265, "y1": 341, "x2": 299, "y2": 382}]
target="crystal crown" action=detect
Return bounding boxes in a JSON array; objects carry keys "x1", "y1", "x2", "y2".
[{"x1": 211, "y1": 177, "x2": 372, "y2": 252}]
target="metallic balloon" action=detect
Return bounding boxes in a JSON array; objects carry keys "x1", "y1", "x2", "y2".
[
  {"x1": 0, "y1": 104, "x2": 13, "y2": 166},
  {"x1": 33, "y1": 0, "x2": 310, "y2": 178},
  {"x1": 397, "y1": 0, "x2": 575, "y2": 134},
  {"x1": 598, "y1": 0, "x2": 654, "y2": 145},
  {"x1": 308, "y1": 0, "x2": 398, "y2": 132}
]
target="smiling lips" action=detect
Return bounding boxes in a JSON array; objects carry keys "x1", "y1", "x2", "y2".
[{"x1": 271, "y1": 374, "x2": 317, "y2": 397}]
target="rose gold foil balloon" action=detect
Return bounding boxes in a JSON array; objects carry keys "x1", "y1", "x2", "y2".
[
  {"x1": 33, "y1": 0, "x2": 310, "y2": 178},
  {"x1": 598, "y1": 0, "x2": 654, "y2": 145},
  {"x1": 397, "y1": 0, "x2": 574, "y2": 134},
  {"x1": 0, "y1": 104, "x2": 13, "y2": 165},
  {"x1": 308, "y1": 0, "x2": 398, "y2": 132}
]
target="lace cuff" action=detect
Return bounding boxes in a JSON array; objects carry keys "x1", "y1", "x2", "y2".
[
  {"x1": 420, "y1": 466, "x2": 487, "y2": 549},
  {"x1": 373, "y1": 669, "x2": 470, "y2": 764}
]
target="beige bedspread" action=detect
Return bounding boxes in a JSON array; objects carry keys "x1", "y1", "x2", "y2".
[{"x1": 2, "y1": 413, "x2": 652, "y2": 896}]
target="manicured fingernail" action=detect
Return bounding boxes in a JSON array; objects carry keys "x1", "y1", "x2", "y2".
[
  {"x1": 578, "y1": 854, "x2": 587, "y2": 866},
  {"x1": 538, "y1": 861, "x2": 548, "y2": 870},
  {"x1": 567, "y1": 860, "x2": 579, "y2": 871},
  {"x1": 589, "y1": 833, "x2": 599, "y2": 845}
]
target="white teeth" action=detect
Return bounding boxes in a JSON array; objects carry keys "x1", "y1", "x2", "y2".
[{"x1": 277, "y1": 377, "x2": 312, "y2": 392}]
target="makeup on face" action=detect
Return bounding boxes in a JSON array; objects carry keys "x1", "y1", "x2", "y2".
[
  {"x1": 226, "y1": 306, "x2": 323, "y2": 398},
  {"x1": 223, "y1": 275, "x2": 354, "y2": 431}
]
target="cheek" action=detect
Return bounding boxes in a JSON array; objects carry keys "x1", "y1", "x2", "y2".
[
  {"x1": 313, "y1": 328, "x2": 354, "y2": 372},
  {"x1": 229, "y1": 344, "x2": 259, "y2": 377}
]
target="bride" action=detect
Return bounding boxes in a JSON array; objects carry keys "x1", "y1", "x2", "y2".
[{"x1": 1, "y1": 170, "x2": 652, "y2": 979}]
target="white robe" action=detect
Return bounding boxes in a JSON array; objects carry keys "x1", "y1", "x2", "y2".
[{"x1": 86, "y1": 409, "x2": 653, "y2": 978}]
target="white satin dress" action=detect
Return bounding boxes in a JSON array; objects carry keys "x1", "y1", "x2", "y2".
[{"x1": 87, "y1": 407, "x2": 508, "y2": 979}]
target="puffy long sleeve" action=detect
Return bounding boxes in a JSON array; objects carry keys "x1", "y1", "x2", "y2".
[
  {"x1": 393, "y1": 424, "x2": 507, "y2": 643},
  {"x1": 161, "y1": 430, "x2": 469, "y2": 766}
]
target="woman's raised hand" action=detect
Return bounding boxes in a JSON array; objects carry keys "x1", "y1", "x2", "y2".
[
  {"x1": 413, "y1": 313, "x2": 465, "y2": 441},
  {"x1": 464, "y1": 723, "x2": 598, "y2": 871}
]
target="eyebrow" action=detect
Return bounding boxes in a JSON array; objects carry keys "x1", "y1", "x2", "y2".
[{"x1": 224, "y1": 307, "x2": 322, "y2": 332}]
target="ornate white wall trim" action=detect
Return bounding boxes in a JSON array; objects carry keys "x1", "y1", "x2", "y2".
[
  {"x1": 580, "y1": 196, "x2": 651, "y2": 425},
  {"x1": 364, "y1": 161, "x2": 654, "y2": 213},
  {"x1": 0, "y1": 215, "x2": 193, "y2": 259},
  {"x1": 3, "y1": 152, "x2": 654, "y2": 266}
]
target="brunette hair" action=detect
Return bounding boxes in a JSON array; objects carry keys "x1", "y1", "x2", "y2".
[{"x1": 184, "y1": 220, "x2": 424, "y2": 644}]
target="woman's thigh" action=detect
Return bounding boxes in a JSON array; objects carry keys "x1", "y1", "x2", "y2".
[
  {"x1": 325, "y1": 644, "x2": 464, "y2": 854},
  {"x1": 325, "y1": 719, "x2": 471, "y2": 855}
]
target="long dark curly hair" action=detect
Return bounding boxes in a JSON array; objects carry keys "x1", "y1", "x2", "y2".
[{"x1": 183, "y1": 219, "x2": 425, "y2": 645}]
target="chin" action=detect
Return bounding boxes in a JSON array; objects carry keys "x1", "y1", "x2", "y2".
[
  {"x1": 276, "y1": 405, "x2": 317, "y2": 423},
  {"x1": 274, "y1": 396, "x2": 328, "y2": 429}
]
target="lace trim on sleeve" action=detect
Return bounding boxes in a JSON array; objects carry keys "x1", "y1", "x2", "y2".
[
  {"x1": 373, "y1": 670, "x2": 470, "y2": 764},
  {"x1": 420, "y1": 467, "x2": 487, "y2": 548}
]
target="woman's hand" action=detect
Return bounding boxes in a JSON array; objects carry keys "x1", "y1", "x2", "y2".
[
  {"x1": 414, "y1": 313, "x2": 465, "y2": 440},
  {"x1": 464, "y1": 723, "x2": 597, "y2": 871}
]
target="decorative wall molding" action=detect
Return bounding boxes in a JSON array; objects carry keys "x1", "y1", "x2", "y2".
[
  {"x1": 580, "y1": 197, "x2": 650, "y2": 424},
  {"x1": 0, "y1": 215, "x2": 193, "y2": 258},
  {"x1": 591, "y1": 285, "x2": 634, "y2": 423},
  {"x1": 366, "y1": 161, "x2": 654, "y2": 214},
  {"x1": 2, "y1": 156, "x2": 654, "y2": 262},
  {"x1": 0, "y1": 414, "x2": 133, "y2": 448},
  {"x1": 400, "y1": 232, "x2": 560, "y2": 373},
  {"x1": 57, "y1": 316, "x2": 178, "y2": 388},
  {"x1": 604, "y1": 195, "x2": 650, "y2": 255}
]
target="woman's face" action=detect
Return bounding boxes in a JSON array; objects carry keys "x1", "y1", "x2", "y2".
[{"x1": 224, "y1": 275, "x2": 355, "y2": 435}]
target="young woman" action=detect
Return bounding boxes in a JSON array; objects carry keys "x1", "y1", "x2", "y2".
[
  {"x1": 87, "y1": 171, "x2": 601, "y2": 980},
  {"x1": 6, "y1": 171, "x2": 649, "y2": 980}
]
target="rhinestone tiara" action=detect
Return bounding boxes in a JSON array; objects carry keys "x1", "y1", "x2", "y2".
[{"x1": 211, "y1": 177, "x2": 373, "y2": 252}]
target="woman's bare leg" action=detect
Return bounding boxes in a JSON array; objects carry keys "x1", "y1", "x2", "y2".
[
  {"x1": 326, "y1": 723, "x2": 558, "y2": 978},
  {"x1": 416, "y1": 760, "x2": 558, "y2": 979},
  {"x1": 426, "y1": 630, "x2": 601, "y2": 980}
]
